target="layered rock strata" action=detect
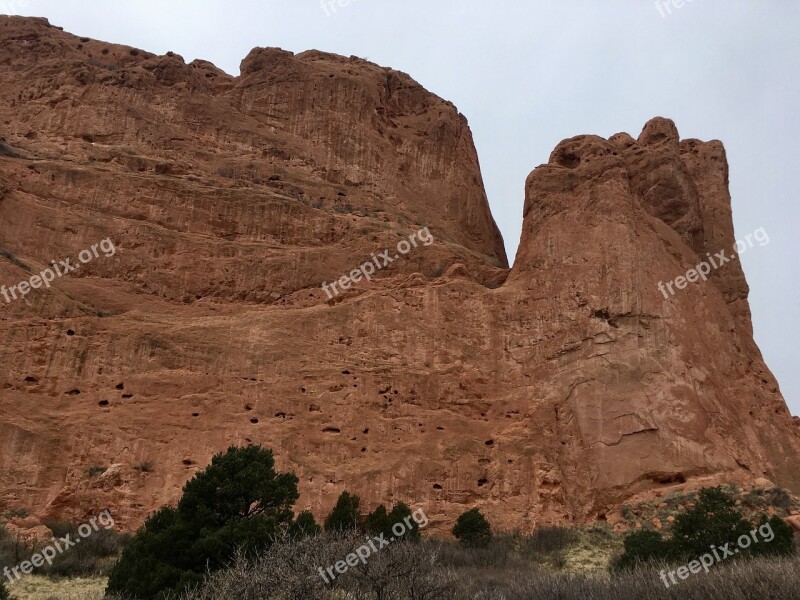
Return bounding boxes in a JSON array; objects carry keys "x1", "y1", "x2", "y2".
[{"x1": 0, "y1": 16, "x2": 797, "y2": 533}]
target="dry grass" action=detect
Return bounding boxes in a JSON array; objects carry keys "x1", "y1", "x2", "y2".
[
  {"x1": 561, "y1": 523, "x2": 621, "y2": 574},
  {"x1": 5, "y1": 575, "x2": 107, "y2": 600},
  {"x1": 181, "y1": 531, "x2": 800, "y2": 600}
]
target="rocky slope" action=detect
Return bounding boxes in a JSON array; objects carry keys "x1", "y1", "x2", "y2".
[{"x1": 0, "y1": 16, "x2": 798, "y2": 533}]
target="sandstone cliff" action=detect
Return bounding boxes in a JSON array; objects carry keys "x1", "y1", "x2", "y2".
[{"x1": 0, "y1": 16, "x2": 798, "y2": 533}]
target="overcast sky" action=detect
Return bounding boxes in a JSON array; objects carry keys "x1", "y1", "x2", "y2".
[{"x1": 4, "y1": 1, "x2": 798, "y2": 415}]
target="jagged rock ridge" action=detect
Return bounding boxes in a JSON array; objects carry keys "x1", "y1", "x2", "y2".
[{"x1": 0, "y1": 17, "x2": 798, "y2": 533}]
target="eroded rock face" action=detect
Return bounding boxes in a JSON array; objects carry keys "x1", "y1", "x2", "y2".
[{"x1": 0, "y1": 16, "x2": 798, "y2": 533}]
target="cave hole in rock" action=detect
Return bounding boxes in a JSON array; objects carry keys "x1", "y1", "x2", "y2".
[
  {"x1": 654, "y1": 473, "x2": 686, "y2": 485},
  {"x1": 556, "y1": 152, "x2": 581, "y2": 169},
  {"x1": 592, "y1": 309, "x2": 619, "y2": 328}
]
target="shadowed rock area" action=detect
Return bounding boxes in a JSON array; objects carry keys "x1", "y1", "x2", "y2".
[{"x1": 0, "y1": 16, "x2": 798, "y2": 533}]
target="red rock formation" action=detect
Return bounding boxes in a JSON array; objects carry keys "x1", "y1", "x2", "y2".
[{"x1": 0, "y1": 16, "x2": 798, "y2": 534}]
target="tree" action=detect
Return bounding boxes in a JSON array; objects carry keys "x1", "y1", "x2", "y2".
[
  {"x1": 670, "y1": 487, "x2": 753, "y2": 559},
  {"x1": 452, "y1": 508, "x2": 491, "y2": 548},
  {"x1": 388, "y1": 502, "x2": 420, "y2": 541},
  {"x1": 324, "y1": 492, "x2": 361, "y2": 532},
  {"x1": 363, "y1": 502, "x2": 421, "y2": 541},
  {"x1": 364, "y1": 504, "x2": 392, "y2": 537},
  {"x1": 289, "y1": 511, "x2": 321, "y2": 538},
  {"x1": 750, "y1": 515, "x2": 795, "y2": 557},
  {"x1": 612, "y1": 529, "x2": 674, "y2": 571},
  {"x1": 106, "y1": 445, "x2": 299, "y2": 599},
  {"x1": 615, "y1": 486, "x2": 796, "y2": 570}
]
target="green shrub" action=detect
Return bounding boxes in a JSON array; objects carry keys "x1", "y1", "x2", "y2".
[
  {"x1": 612, "y1": 529, "x2": 674, "y2": 570},
  {"x1": 364, "y1": 502, "x2": 420, "y2": 541},
  {"x1": 750, "y1": 515, "x2": 795, "y2": 557},
  {"x1": 324, "y1": 491, "x2": 360, "y2": 532},
  {"x1": 389, "y1": 503, "x2": 420, "y2": 541},
  {"x1": 135, "y1": 461, "x2": 154, "y2": 474},
  {"x1": 0, "y1": 525, "x2": 31, "y2": 576},
  {"x1": 615, "y1": 486, "x2": 796, "y2": 570},
  {"x1": 452, "y1": 508, "x2": 491, "y2": 548},
  {"x1": 288, "y1": 511, "x2": 321, "y2": 538},
  {"x1": 106, "y1": 445, "x2": 299, "y2": 599},
  {"x1": 669, "y1": 487, "x2": 754, "y2": 559},
  {"x1": 364, "y1": 504, "x2": 391, "y2": 537},
  {"x1": 87, "y1": 465, "x2": 107, "y2": 477}
]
